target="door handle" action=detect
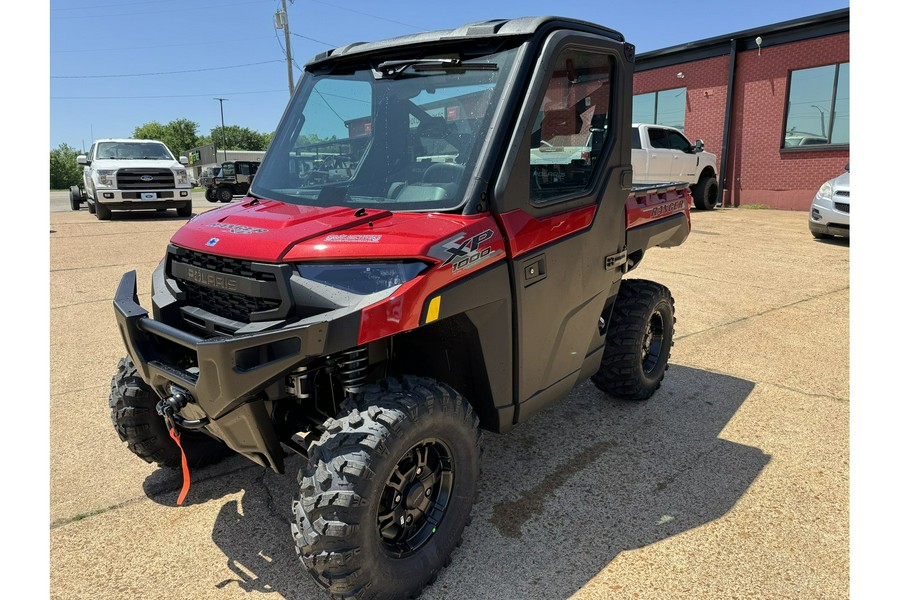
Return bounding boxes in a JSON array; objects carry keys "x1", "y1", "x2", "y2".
[{"x1": 523, "y1": 255, "x2": 547, "y2": 286}]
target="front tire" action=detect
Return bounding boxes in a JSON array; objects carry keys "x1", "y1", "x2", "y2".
[
  {"x1": 69, "y1": 186, "x2": 82, "y2": 211},
  {"x1": 176, "y1": 202, "x2": 192, "y2": 217},
  {"x1": 592, "y1": 279, "x2": 675, "y2": 401},
  {"x1": 95, "y1": 201, "x2": 111, "y2": 220},
  {"x1": 109, "y1": 356, "x2": 232, "y2": 469},
  {"x1": 691, "y1": 175, "x2": 718, "y2": 210},
  {"x1": 293, "y1": 376, "x2": 482, "y2": 599},
  {"x1": 217, "y1": 187, "x2": 233, "y2": 203}
]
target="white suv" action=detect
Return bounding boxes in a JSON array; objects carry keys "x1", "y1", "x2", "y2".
[
  {"x1": 71, "y1": 139, "x2": 193, "y2": 220},
  {"x1": 809, "y1": 164, "x2": 850, "y2": 240}
]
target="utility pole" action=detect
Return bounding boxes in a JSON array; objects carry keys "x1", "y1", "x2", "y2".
[
  {"x1": 214, "y1": 97, "x2": 228, "y2": 162},
  {"x1": 275, "y1": 0, "x2": 295, "y2": 94}
]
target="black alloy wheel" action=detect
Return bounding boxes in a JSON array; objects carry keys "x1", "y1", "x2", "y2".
[
  {"x1": 640, "y1": 308, "x2": 666, "y2": 375},
  {"x1": 377, "y1": 438, "x2": 454, "y2": 558}
]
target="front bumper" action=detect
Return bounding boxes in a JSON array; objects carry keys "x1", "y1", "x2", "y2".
[
  {"x1": 113, "y1": 270, "x2": 360, "y2": 472},
  {"x1": 95, "y1": 188, "x2": 192, "y2": 208},
  {"x1": 809, "y1": 197, "x2": 849, "y2": 238}
]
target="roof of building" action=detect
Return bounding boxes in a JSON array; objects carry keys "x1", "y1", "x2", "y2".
[{"x1": 636, "y1": 8, "x2": 849, "y2": 71}]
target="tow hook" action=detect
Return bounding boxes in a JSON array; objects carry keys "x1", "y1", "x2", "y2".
[{"x1": 156, "y1": 386, "x2": 210, "y2": 430}]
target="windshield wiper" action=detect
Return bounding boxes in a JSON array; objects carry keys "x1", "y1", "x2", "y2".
[{"x1": 375, "y1": 58, "x2": 497, "y2": 78}]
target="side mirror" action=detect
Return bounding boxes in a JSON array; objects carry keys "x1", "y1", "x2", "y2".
[
  {"x1": 76, "y1": 155, "x2": 89, "y2": 166},
  {"x1": 693, "y1": 139, "x2": 705, "y2": 153},
  {"x1": 179, "y1": 156, "x2": 189, "y2": 165}
]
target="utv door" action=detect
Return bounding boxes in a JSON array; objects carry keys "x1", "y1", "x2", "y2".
[{"x1": 493, "y1": 32, "x2": 633, "y2": 423}]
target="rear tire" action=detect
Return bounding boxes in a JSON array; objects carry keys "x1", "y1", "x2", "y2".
[
  {"x1": 205, "y1": 188, "x2": 217, "y2": 202},
  {"x1": 95, "y1": 201, "x2": 111, "y2": 220},
  {"x1": 592, "y1": 279, "x2": 675, "y2": 401},
  {"x1": 109, "y1": 356, "x2": 232, "y2": 469},
  {"x1": 69, "y1": 186, "x2": 82, "y2": 211},
  {"x1": 691, "y1": 175, "x2": 718, "y2": 210},
  {"x1": 176, "y1": 202, "x2": 192, "y2": 217},
  {"x1": 292, "y1": 376, "x2": 482, "y2": 599}
]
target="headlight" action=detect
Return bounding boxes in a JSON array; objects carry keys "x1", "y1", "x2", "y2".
[
  {"x1": 297, "y1": 262, "x2": 428, "y2": 295},
  {"x1": 816, "y1": 181, "x2": 833, "y2": 200},
  {"x1": 174, "y1": 168, "x2": 189, "y2": 185},
  {"x1": 93, "y1": 169, "x2": 116, "y2": 188}
]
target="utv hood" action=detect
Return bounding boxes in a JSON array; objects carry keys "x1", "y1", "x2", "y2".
[{"x1": 169, "y1": 198, "x2": 476, "y2": 263}]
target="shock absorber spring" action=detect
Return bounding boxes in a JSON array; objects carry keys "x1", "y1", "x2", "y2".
[{"x1": 336, "y1": 346, "x2": 368, "y2": 394}]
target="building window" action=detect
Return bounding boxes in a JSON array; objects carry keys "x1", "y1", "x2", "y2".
[
  {"x1": 632, "y1": 87, "x2": 686, "y2": 130},
  {"x1": 783, "y1": 62, "x2": 849, "y2": 148}
]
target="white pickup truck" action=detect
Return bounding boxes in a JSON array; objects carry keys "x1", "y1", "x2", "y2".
[
  {"x1": 631, "y1": 123, "x2": 719, "y2": 210},
  {"x1": 69, "y1": 138, "x2": 193, "y2": 220},
  {"x1": 528, "y1": 122, "x2": 719, "y2": 210}
]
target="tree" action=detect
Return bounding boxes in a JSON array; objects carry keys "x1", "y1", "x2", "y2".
[
  {"x1": 207, "y1": 125, "x2": 270, "y2": 151},
  {"x1": 163, "y1": 118, "x2": 200, "y2": 157},
  {"x1": 297, "y1": 133, "x2": 337, "y2": 146},
  {"x1": 132, "y1": 119, "x2": 199, "y2": 157},
  {"x1": 50, "y1": 143, "x2": 83, "y2": 190}
]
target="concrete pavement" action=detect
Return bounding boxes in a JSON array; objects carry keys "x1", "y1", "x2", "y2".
[{"x1": 48, "y1": 204, "x2": 849, "y2": 599}]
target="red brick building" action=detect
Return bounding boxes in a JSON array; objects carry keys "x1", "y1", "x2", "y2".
[{"x1": 635, "y1": 9, "x2": 849, "y2": 210}]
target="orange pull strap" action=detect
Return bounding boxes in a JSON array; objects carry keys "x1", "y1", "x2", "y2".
[{"x1": 168, "y1": 427, "x2": 191, "y2": 506}]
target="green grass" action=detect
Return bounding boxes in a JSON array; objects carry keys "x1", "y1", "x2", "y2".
[{"x1": 740, "y1": 203, "x2": 769, "y2": 209}]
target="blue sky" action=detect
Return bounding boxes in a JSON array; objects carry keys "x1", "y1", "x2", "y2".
[{"x1": 48, "y1": 0, "x2": 850, "y2": 151}]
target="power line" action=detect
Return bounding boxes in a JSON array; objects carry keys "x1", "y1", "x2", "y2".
[
  {"x1": 291, "y1": 32, "x2": 336, "y2": 47},
  {"x1": 51, "y1": 59, "x2": 283, "y2": 79},
  {"x1": 50, "y1": 0, "x2": 184, "y2": 11},
  {"x1": 51, "y1": 89, "x2": 287, "y2": 100},
  {"x1": 306, "y1": 0, "x2": 428, "y2": 31},
  {"x1": 51, "y1": 0, "x2": 262, "y2": 20},
  {"x1": 51, "y1": 35, "x2": 275, "y2": 54}
]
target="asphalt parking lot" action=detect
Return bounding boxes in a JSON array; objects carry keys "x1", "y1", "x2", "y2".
[{"x1": 48, "y1": 196, "x2": 849, "y2": 599}]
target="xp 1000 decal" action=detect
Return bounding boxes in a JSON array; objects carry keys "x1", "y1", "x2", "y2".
[{"x1": 440, "y1": 229, "x2": 501, "y2": 273}]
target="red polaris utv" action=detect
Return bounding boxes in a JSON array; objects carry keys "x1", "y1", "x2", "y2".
[{"x1": 110, "y1": 16, "x2": 691, "y2": 600}]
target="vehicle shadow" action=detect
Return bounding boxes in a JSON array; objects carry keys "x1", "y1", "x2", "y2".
[
  {"x1": 812, "y1": 236, "x2": 850, "y2": 246},
  {"x1": 142, "y1": 364, "x2": 766, "y2": 599}
]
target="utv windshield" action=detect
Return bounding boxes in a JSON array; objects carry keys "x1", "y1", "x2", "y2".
[
  {"x1": 96, "y1": 141, "x2": 174, "y2": 160},
  {"x1": 252, "y1": 46, "x2": 521, "y2": 211}
]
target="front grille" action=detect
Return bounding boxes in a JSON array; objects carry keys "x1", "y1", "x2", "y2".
[
  {"x1": 169, "y1": 248, "x2": 284, "y2": 324},
  {"x1": 835, "y1": 202, "x2": 849, "y2": 213},
  {"x1": 178, "y1": 281, "x2": 281, "y2": 323},
  {"x1": 118, "y1": 168, "x2": 175, "y2": 189}
]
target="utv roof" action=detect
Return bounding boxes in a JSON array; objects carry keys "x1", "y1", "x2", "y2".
[{"x1": 306, "y1": 16, "x2": 625, "y2": 68}]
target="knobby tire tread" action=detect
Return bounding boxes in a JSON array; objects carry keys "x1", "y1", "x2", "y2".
[{"x1": 292, "y1": 375, "x2": 482, "y2": 600}]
